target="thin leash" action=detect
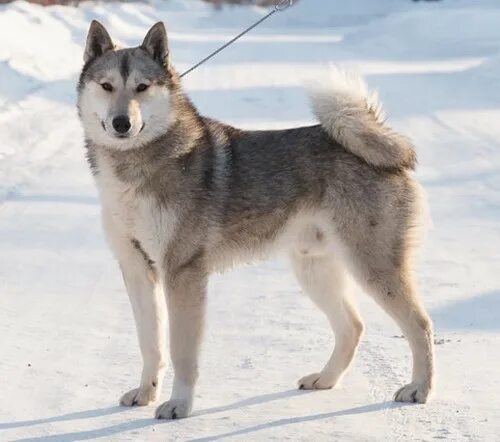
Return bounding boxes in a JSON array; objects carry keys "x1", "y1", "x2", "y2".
[{"x1": 179, "y1": 0, "x2": 293, "y2": 78}]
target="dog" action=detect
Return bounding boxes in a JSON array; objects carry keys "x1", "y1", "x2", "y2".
[{"x1": 77, "y1": 20, "x2": 435, "y2": 419}]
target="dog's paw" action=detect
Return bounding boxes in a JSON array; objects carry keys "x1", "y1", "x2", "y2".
[
  {"x1": 120, "y1": 386, "x2": 158, "y2": 407},
  {"x1": 298, "y1": 372, "x2": 335, "y2": 390},
  {"x1": 155, "y1": 398, "x2": 192, "y2": 419},
  {"x1": 394, "y1": 382, "x2": 431, "y2": 404}
]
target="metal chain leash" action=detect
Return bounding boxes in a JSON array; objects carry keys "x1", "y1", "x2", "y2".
[{"x1": 179, "y1": 0, "x2": 293, "y2": 78}]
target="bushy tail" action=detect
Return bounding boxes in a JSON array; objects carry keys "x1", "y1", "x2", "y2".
[{"x1": 308, "y1": 67, "x2": 416, "y2": 170}]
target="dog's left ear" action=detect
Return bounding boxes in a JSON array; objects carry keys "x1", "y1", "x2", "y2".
[{"x1": 141, "y1": 22, "x2": 169, "y2": 67}]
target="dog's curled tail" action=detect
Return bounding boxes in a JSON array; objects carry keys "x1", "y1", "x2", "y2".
[{"x1": 309, "y1": 67, "x2": 416, "y2": 170}]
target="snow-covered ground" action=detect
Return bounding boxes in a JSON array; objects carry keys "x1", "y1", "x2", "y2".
[{"x1": 1, "y1": 0, "x2": 499, "y2": 440}]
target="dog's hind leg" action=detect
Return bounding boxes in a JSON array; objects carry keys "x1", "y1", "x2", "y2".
[
  {"x1": 290, "y1": 252, "x2": 364, "y2": 390},
  {"x1": 348, "y1": 251, "x2": 434, "y2": 403}
]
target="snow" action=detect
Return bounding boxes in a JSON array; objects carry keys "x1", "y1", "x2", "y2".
[{"x1": 0, "y1": 0, "x2": 499, "y2": 440}]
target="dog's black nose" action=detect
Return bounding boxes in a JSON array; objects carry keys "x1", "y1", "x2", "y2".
[{"x1": 112, "y1": 115, "x2": 131, "y2": 134}]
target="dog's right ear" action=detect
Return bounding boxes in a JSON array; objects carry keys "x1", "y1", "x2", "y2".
[{"x1": 84, "y1": 20, "x2": 114, "y2": 63}]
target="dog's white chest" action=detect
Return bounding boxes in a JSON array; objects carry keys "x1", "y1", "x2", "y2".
[{"x1": 96, "y1": 159, "x2": 175, "y2": 266}]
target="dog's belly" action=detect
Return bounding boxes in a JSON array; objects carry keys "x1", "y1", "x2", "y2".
[{"x1": 209, "y1": 210, "x2": 337, "y2": 273}]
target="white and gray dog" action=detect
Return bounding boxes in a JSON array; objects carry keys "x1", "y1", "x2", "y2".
[{"x1": 77, "y1": 21, "x2": 434, "y2": 419}]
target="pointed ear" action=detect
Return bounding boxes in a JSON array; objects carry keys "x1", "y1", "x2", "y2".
[
  {"x1": 84, "y1": 20, "x2": 114, "y2": 63},
  {"x1": 141, "y1": 22, "x2": 169, "y2": 66}
]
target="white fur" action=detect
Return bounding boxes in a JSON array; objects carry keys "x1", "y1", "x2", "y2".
[
  {"x1": 78, "y1": 69, "x2": 173, "y2": 151},
  {"x1": 308, "y1": 66, "x2": 415, "y2": 169},
  {"x1": 96, "y1": 150, "x2": 178, "y2": 407},
  {"x1": 308, "y1": 66, "x2": 383, "y2": 140},
  {"x1": 291, "y1": 252, "x2": 364, "y2": 389},
  {"x1": 309, "y1": 66, "x2": 384, "y2": 122},
  {"x1": 96, "y1": 150, "x2": 178, "y2": 266},
  {"x1": 155, "y1": 379, "x2": 194, "y2": 419}
]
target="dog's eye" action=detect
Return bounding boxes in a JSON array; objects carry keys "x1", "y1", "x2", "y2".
[
  {"x1": 101, "y1": 82, "x2": 113, "y2": 92},
  {"x1": 136, "y1": 83, "x2": 149, "y2": 93}
]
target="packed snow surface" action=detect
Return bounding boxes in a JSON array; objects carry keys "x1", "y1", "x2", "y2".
[{"x1": 1, "y1": 0, "x2": 499, "y2": 440}]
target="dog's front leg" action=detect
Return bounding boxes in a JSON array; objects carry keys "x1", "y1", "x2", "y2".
[
  {"x1": 118, "y1": 252, "x2": 167, "y2": 407},
  {"x1": 102, "y1": 212, "x2": 167, "y2": 407},
  {"x1": 155, "y1": 252, "x2": 207, "y2": 419}
]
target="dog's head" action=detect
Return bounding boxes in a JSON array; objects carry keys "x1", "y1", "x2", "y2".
[{"x1": 78, "y1": 21, "x2": 176, "y2": 150}]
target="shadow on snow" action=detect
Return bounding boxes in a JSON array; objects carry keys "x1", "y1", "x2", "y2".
[{"x1": 1, "y1": 389, "x2": 410, "y2": 441}]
